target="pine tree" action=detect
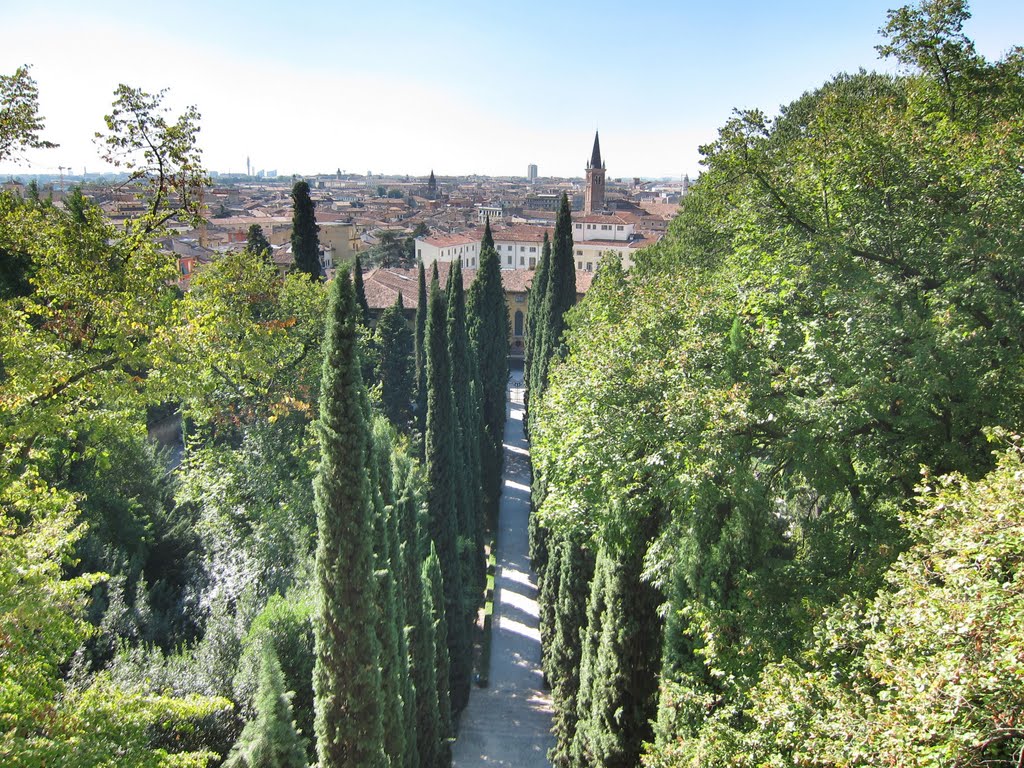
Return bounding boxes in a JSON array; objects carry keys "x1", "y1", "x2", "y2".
[
  {"x1": 225, "y1": 643, "x2": 309, "y2": 768},
  {"x1": 423, "y1": 544, "x2": 453, "y2": 768},
  {"x1": 376, "y1": 293, "x2": 415, "y2": 430},
  {"x1": 523, "y1": 231, "x2": 550, "y2": 426},
  {"x1": 290, "y1": 180, "x2": 321, "y2": 280},
  {"x1": 446, "y1": 259, "x2": 484, "y2": 614},
  {"x1": 354, "y1": 253, "x2": 371, "y2": 324},
  {"x1": 548, "y1": 532, "x2": 595, "y2": 768},
  {"x1": 425, "y1": 272, "x2": 472, "y2": 713},
  {"x1": 415, "y1": 260, "x2": 428, "y2": 441},
  {"x1": 467, "y1": 239, "x2": 508, "y2": 531},
  {"x1": 246, "y1": 224, "x2": 272, "y2": 263},
  {"x1": 312, "y1": 270, "x2": 386, "y2": 768}
]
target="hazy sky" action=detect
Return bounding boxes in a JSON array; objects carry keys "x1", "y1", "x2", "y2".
[{"x1": 2, "y1": 0, "x2": 1022, "y2": 179}]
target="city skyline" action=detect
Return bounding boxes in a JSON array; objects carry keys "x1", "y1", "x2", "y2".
[{"x1": 3, "y1": 0, "x2": 1022, "y2": 179}]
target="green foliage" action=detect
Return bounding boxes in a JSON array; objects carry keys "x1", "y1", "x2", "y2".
[
  {"x1": 651, "y1": 439, "x2": 1024, "y2": 767},
  {"x1": 446, "y1": 258, "x2": 485, "y2": 611},
  {"x1": 376, "y1": 293, "x2": 415, "y2": 431},
  {"x1": 532, "y1": 5, "x2": 1024, "y2": 765},
  {"x1": 289, "y1": 181, "x2": 321, "y2": 281},
  {"x1": 369, "y1": 426, "x2": 410, "y2": 768},
  {"x1": 548, "y1": 531, "x2": 595, "y2": 768},
  {"x1": 523, "y1": 231, "x2": 550, "y2": 427},
  {"x1": 354, "y1": 253, "x2": 371, "y2": 324},
  {"x1": 423, "y1": 544, "x2": 453, "y2": 767},
  {"x1": 176, "y1": 419, "x2": 316, "y2": 605},
  {"x1": 96, "y1": 84, "x2": 208, "y2": 231},
  {"x1": 529, "y1": 193, "x2": 575, "y2": 406},
  {"x1": 224, "y1": 644, "x2": 308, "y2": 768},
  {"x1": 311, "y1": 271, "x2": 386, "y2": 767},
  {"x1": 158, "y1": 246, "x2": 327, "y2": 429},
  {"x1": 415, "y1": 261, "x2": 428, "y2": 439},
  {"x1": 0, "y1": 64, "x2": 57, "y2": 162},
  {"x1": 246, "y1": 225, "x2": 272, "y2": 263},
  {"x1": 424, "y1": 274, "x2": 471, "y2": 712},
  {"x1": 233, "y1": 591, "x2": 315, "y2": 762},
  {"x1": 467, "y1": 240, "x2": 508, "y2": 529}
]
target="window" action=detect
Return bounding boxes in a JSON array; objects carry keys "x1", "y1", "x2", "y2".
[
  {"x1": 577, "y1": 261, "x2": 582, "y2": 269},
  {"x1": 576, "y1": 249, "x2": 583, "y2": 255},
  {"x1": 575, "y1": 223, "x2": 582, "y2": 229},
  {"x1": 529, "y1": 257, "x2": 536, "y2": 269},
  {"x1": 520, "y1": 256, "x2": 525, "y2": 265},
  {"x1": 417, "y1": 248, "x2": 422, "y2": 257},
  {"x1": 601, "y1": 224, "x2": 611, "y2": 231},
  {"x1": 514, "y1": 310, "x2": 524, "y2": 337},
  {"x1": 515, "y1": 295, "x2": 525, "y2": 303},
  {"x1": 616, "y1": 225, "x2": 624, "y2": 230},
  {"x1": 520, "y1": 246, "x2": 525, "y2": 252},
  {"x1": 507, "y1": 256, "x2": 512, "y2": 265},
  {"x1": 529, "y1": 246, "x2": 536, "y2": 252},
  {"x1": 587, "y1": 262, "x2": 593, "y2": 271}
]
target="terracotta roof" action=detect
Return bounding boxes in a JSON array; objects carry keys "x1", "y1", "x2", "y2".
[
  {"x1": 491, "y1": 224, "x2": 553, "y2": 243},
  {"x1": 421, "y1": 232, "x2": 479, "y2": 248},
  {"x1": 362, "y1": 265, "x2": 594, "y2": 310},
  {"x1": 572, "y1": 212, "x2": 636, "y2": 225}
]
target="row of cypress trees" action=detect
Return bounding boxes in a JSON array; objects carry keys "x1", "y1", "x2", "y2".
[
  {"x1": 309, "y1": 270, "x2": 456, "y2": 768},
  {"x1": 301, "y1": 222, "x2": 508, "y2": 767},
  {"x1": 523, "y1": 192, "x2": 576, "y2": 426},
  {"x1": 522, "y1": 193, "x2": 663, "y2": 767}
]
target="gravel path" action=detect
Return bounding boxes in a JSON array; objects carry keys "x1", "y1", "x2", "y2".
[{"x1": 452, "y1": 389, "x2": 554, "y2": 768}]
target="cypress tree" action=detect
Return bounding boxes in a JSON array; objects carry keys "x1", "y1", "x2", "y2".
[
  {"x1": 570, "y1": 548, "x2": 610, "y2": 768},
  {"x1": 523, "y1": 231, "x2": 550, "y2": 425},
  {"x1": 224, "y1": 643, "x2": 308, "y2": 768},
  {"x1": 548, "y1": 532, "x2": 596, "y2": 768},
  {"x1": 539, "y1": 530, "x2": 565, "y2": 682},
  {"x1": 425, "y1": 273, "x2": 471, "y2": 712},
  {"x1": 369, "y1": 425, "x2": 408, "y2": 768},
  {"x1": 246, "y1": 223, "x2": 273, "y2": 263},
  {"x1": 423, "y1": 544, "x2": 454, "y2": 768},
  {"x1": 394, "y1": 455, "x2": 440, "y2": 768},
  {"x1": 415, "y1": 260, "x2": 428, "y2": 440},
  {"x1": 354, "y1": 253, "x2": 371, "y2": 324},
  {"x1": 290, "y1": 180, "x2": 321, "y2": 280},
  {"x1": 573, "y1": 545, "x2": 661, "y2": 768},
  {"x1": 482, "y1": 216, "x2": 495, "y2": 250},
  {"x1": 312, "y1": 270, "x2": 386, "y2": 768},
  {"x1": 467, "y1": 240, "x2": 508, "y2": 530},
  {"x1": 376, "y1": 293, "x2": 415, "y2": 430},
  {"x1": 446, "y1": 259, "x2": 483, "y2": 613},
  {"x1": 534, "y1": 192, "x2": 576, "y2": 400}
]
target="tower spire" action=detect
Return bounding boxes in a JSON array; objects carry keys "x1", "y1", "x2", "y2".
[{"x1": 589, "y1": 131, "x2": 602, "y2": 170}]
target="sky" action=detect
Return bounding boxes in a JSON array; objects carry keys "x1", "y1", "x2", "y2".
[{"x1": 2, "y1": 0, "x2": 1022, "y2": 180}]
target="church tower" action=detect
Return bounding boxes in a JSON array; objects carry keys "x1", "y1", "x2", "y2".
[{"x1": 584, "y1": 131, "x2": 606, "y2": 214}]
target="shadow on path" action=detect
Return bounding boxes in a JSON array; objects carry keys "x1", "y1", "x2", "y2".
[{"x1": 452, "y1": 393, "x2": 553, "y2": 768}]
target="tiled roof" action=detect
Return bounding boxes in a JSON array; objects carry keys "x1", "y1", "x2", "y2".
[
  {"x1": 362, "y1": 265, "x2": 594, "y2": 310},
  {"x1": 421, "y1": 232, "x2": 479, "y2": 248}
]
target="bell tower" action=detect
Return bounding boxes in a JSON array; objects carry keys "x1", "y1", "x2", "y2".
[{"x1": 584, "y1": 131, "x2": 606, "y2": 214}]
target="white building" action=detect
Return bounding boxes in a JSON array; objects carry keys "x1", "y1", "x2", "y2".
[
  {"x1": 571, "y1": 213, "x2": 649, "y2": 271},
  {"x1": 415, "y1": 232, "x2": 481, "y2": 270}
]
